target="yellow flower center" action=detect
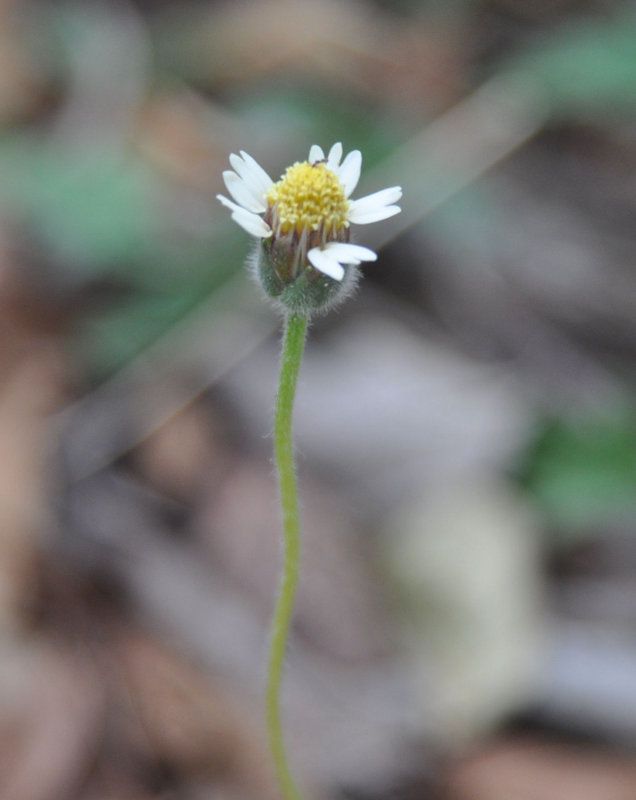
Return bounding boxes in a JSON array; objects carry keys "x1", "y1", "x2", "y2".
[{"x1": 266, "y1": 161, "x2": 349, "y2": 235}]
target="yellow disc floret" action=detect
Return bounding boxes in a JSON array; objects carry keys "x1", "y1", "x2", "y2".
[{"x1": 266, "y1": 161, "x2": 349, "y2": 235}]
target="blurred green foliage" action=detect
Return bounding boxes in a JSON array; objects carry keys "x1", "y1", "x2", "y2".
[
  {"x1": 0, "y1": 136, "x2": 246, "y2": 376},
  {"x1": 231, "y1": 89, "x2": 400, "y2": 171},
  {"x1": 499, "y1": 8, "x2": 636, "y2": 120},
  {"x1": 75, "y1": 230, "x2": 246, "y2": 377},
  {"x1": 520, "y1": 410, "x2": 636, "y2": 534},
  {"x1": 0, "y1": 138, "x2": 156, "y2": 276}
]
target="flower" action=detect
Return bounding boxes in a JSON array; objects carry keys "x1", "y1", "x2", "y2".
[{"x1": 217, "y1": 143, "x2": 401, "y2": 311}]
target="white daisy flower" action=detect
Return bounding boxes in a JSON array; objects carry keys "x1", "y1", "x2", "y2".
[{"x1": 217, "y1": 142, "x2": 402, "y2": 284}]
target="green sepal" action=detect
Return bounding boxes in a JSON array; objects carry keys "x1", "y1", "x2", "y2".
[{"x1": 255, "y1": 239, "x2": 357, "y2": 315}]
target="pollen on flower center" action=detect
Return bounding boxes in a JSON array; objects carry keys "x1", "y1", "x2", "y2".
[{"x1": 266, "y1": 161, "x2": 349, "y2": 235}]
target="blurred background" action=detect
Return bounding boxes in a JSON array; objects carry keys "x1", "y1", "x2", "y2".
[{"x1": 2, "y1": 0, "x2": 636, "y2": 798}]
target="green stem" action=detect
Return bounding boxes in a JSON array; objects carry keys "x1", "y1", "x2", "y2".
[{"x1": 266, "y1": 311, "x2": 308, "y2": 800}]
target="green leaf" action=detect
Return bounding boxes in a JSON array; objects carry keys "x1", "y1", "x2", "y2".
[
  {"x1": 0, "y1": 137, "x2": 157, "y2": 276},
  {"x1": 520, "y1": 410, "x2": 636, "y2": 532},
  {"x1": 498, "y1": 11, "x2": 636, "y2": 120}
]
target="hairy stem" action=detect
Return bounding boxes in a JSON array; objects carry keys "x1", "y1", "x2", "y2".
[{"x1": 266, "y1": 311, "x2": 308, "y2": 800}]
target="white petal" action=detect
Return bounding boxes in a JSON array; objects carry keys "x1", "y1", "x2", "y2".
[
  {"x1": 218, "y1": 194, "x2": 271, "y2": 237},
  {"x1": 348, "y1": 204, "x2": 401, "y2": 225},
  {"x1": 337, "y1": 150, "x2": 362, "y2": 197},
  {"x1": 230, "y1": 151, "x2": 273, "y2": 197},
  {"x1": 217, "y1": 193, "x2": 243, "y2": 213},
  {"x1": 322, "y1": 242, "x2": 377, "y2": 264},
  {"x1": 231, "y1": 207, "x2": 272, "y2": 238},
  {"x1": 223, "y1": 171, "x2": 267, "y2": 213},
  {"x1": 348, "y1": 186, "x2": 403, "y2": 224},
  {"x1": 309, "y1": 144, "x2": 325, "y2": 163},
  {"x1": 352, "y1": 185, "x2": 402, "y2": 209},
  {"x1": 307, "y1": 247, "x2": 345, "y2": 281},
  {"x1": 238, "y1": 151, "x2": 274, "y2": 193},
  {"x1": 326, "y1": 142, "x2": 343, "y2": 171}
]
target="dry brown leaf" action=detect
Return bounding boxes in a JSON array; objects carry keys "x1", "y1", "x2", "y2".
[
  {"x1": 0, "y1": 0, "x2": 48, "y2": 123},
  {"x1": 0, "y1": 257, "x2": 68, "y2": 631},
  {"x1": 189, "y1": 0, "x2": 464, "y2": 112},
  {"x1": 115, "y1": 628, "x2": 281, "y2": 800},
  {"x1": 444, "y1": 737, "x2": 636, "y2": 800},
  {"x1": 0, "y1": 641, "x2": 105, "y2": 800},
  {"x1": 133, "y1": 386, "x2": 230, "y2": 503},
  {"x1": 135, "y1": 90, "x2": 230, "y2": 190}
]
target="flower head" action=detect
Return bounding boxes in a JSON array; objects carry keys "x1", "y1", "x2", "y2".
[{"x1": 217, "y1": 142, "x2": 402, "y2": 313}]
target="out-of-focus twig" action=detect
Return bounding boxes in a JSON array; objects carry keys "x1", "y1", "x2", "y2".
[
  {"x1": 52, "y1": 0, "x2": 151, "y2": 152},
  {"x1": 360, "y1": 74, "x2": 549, "y2": 250},
  {"x1": 56, "y1": 274, "x2": 271, "y2": 481}
]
